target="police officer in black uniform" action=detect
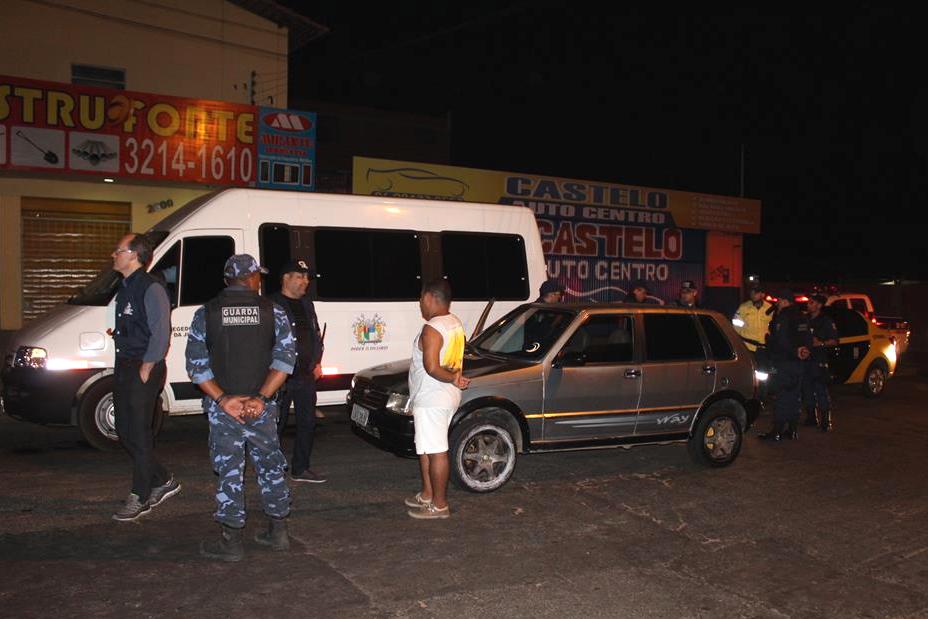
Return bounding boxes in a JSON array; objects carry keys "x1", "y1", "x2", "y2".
[
  {"x1": 672, "y1": 280, "x2": 699, "y2": 308},
  {"x1": 270, "y1": 259, "x2": 326, "y2": 483},
  {"x1": 758, "y1": 289, "x2": 813, "y2": 441},
  {"x1": 802, "y1": 293, "x2": 839, "y2": 431}
]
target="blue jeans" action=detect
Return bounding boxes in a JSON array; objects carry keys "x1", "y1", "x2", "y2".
[{"x1": 277, "y1": 379, "x2": 318, "y2": 476}]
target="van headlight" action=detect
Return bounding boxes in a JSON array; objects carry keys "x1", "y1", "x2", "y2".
[
  {"x1": 386, "y1": 392, "x2": 412, "y2": 415},
  {"x1": 13, "y1": 346, "x2": 47, "y2": 369}
]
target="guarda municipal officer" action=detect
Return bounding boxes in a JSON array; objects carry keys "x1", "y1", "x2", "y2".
[
  {"x1": 758, "y1": 289, "x2": 813, "y2": 442},
  {"x1": 269, "y1": 259, "x2": 326, "y2": 484},
  {"x1": 802, "y1": 294, "x2": 839, "y2": 431},
  {"x1": 185, "y1": 254, "x2": 296, "y2": 561}
]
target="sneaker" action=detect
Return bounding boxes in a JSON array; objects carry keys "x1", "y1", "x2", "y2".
[
  {"x1": 404, "y1": 492, "x2": 432, "y2": 508},
  {"x1": 408, "y1": 503, "x2": 450, "y2": 520},
  {"x1": 149, "y1": 476, "x2": 182, "y2": 507},
  {"x1": 112, "y1": 493, "x2": 151, "y2": 522},
  {"x1": 290, "y1": 470, "x2": 327, "y2": 484}
]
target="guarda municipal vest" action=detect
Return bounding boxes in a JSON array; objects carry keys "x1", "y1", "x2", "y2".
[
  {"x1": 114, "y1": 269, "x2": 159, "y2": 359},
  {"x1": 205, "y1": 288, "x2": 275, "y2": 395}
]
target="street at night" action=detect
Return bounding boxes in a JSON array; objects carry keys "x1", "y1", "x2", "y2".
[{"x1": 2, "y1": 361, "x2": 927, "y2": 618}]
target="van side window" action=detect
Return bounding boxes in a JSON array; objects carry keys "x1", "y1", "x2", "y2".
[
  {"x1": 698, "y1": 315, "x2": 735, "y2": 360},
  {"x1": 441, "y1": 232, "x2": 528, "y2": 300},
  {"x1": 644, "y1": 314, "x2": 706, "y2": 362},
  {"x1": 180, "y1": 236, "x2": 235, "y2": 306},
  {"x1": 314, "y1": 229, "x2": 421, "y2": 300},
  {"x1": 259, "y1": 224, "x2": 291, "y2": 296},
  {"x1": 150, "y1": 241, "x2": 180, "y2": 308}
]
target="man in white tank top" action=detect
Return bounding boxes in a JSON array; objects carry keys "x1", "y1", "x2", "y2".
[{"x1": 405, "y1": 280, "x2": 470, "y2": 519}]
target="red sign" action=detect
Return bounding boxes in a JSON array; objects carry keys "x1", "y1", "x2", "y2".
[{"x1": 0, "y1": 75, "x2": 256, "y2": 186}]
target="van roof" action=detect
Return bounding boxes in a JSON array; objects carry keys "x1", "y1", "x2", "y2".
[{"x1": 150, "y1": 188, "x2": 534, "y2": 233}]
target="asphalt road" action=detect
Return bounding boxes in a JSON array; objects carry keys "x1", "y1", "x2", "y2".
[{"x1": 2, "y1": 366, "x2": 927, "y2": 618}]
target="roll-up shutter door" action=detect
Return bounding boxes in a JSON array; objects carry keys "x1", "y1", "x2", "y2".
[{"x1": 21, "y1": 198, "x2": 130, "y2": 323}]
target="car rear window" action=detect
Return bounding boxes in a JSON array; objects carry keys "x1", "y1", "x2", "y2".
[{"x1": 644, "y1": 314, "x2": 706, "y2": 362}]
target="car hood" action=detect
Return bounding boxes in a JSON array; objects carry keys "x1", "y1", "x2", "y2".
[{"x1": 357, "y1": 352, "x2": 535, "y2": 394}]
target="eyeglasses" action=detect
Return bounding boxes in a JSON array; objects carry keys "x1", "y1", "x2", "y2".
[{"x1": 113, "y1": 247, "x2": 135, "y2": 255}]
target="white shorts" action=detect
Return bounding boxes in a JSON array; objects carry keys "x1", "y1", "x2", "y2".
[{"x1": 412, "y1": 406, "x2": 454, "y2": 455}]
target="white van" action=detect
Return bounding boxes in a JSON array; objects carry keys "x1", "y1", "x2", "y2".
[{"x1": 1, "y1": 188, "x2": 546, "y2": 449}]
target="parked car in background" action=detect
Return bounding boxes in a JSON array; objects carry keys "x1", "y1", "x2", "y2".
[
  {"x1": 348, "y1": 303, "x2": 762, "y2": 493},
  {"x1": 824, "y1": 306, "x2": 899, "y2": 397}
]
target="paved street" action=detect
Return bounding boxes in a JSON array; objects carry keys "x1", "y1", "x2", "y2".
[{"x1": 2, "y1": 365, "x2": 928, "y2": 618}]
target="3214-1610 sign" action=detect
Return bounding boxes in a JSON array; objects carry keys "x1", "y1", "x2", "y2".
[{"x1": 0, "y1": 75, "x2": 316, "y2": 190}]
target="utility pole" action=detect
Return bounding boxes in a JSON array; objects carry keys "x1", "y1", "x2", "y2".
[
  {"x1": 739, "y1": 143, "x2": 745, "y2": 197},
  {"x1": 249, "y1": 70, "x2": 256, "y2": 105}
]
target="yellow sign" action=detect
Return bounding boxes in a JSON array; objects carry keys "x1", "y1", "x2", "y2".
[{"x1": 353, "y1": 156, "x2": 761, "y2": 234}]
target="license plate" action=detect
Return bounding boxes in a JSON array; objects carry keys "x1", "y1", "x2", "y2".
[{"x1": 351, "y1": 404, "x2": 370, "y2": 427}]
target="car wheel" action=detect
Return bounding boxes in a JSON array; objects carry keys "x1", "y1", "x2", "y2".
[
  {"x1": 688, "y1": 404, "x2": 743, "y2": 468},
  {"x1": 450, "y1": 415, "x2": 517, "y2": 493},
  {"x1": 77, "y1": 378, "x2": 165, "y2": 451},
  {"x1": 862, "y1": 361, "x2": 887, "y2": 398}
]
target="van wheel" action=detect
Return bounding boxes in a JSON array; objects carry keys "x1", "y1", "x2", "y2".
[
  {"x1": 77, "y1": 378, "x2": 165, "y2": 451},
  {"x1": 862, "y1": 362, "x2": 887, "y2": 398},
  {"x1": 688, "y1": 404, "x2": 743, "y2": 467},
  {"x1": 450, "y1": 416, "x2": 517, "y2": 493}
]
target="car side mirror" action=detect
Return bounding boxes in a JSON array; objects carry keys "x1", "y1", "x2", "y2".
[{"x1": 553, "y1": 350, "x2": 586, "y2": 368}]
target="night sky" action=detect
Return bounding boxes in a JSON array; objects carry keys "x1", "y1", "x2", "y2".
[{"x1": 285, "y1": 4, "x2": 925, "y2": 283}]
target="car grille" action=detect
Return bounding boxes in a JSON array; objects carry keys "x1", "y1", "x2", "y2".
[{"x1": 350, "y1": 378, "x2": 389, "y2": 410}]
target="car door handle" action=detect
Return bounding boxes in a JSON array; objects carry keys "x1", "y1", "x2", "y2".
[
  {"x1": 702, "y1": 365, "x2": 717, "y2": 375},
  {"x1": 624, "y1": 369, "x2": 641, "y2": 379}
]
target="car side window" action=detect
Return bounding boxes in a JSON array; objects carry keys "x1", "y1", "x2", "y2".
[
  {"x1": 561, "y1": 315, "x2": 634, "y2": 364},
  {"x1": 644, "y1": 314, "x2": 706, "y2": 362},
  {"x1": 150, "y1": 241, "x2": 180, "y2": 309},
  {"x1": 850, "y1": 298, "x2": 868, "y2": 315},
  {"x1": 829, "y1": 308, "x2": 867, "y2": 337},
  {"x1": 698, "y1": 315, "x2": 735, "y2": 360}
]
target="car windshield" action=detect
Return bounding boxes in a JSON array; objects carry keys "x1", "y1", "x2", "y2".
[
  {"x1": 471, "y1": 306, "x2": 576, "y2": 359},
  {"x1": 68, "y1": 230, "x2": 170, "y2": 306}
]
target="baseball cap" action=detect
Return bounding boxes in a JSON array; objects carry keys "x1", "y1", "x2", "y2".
[
  {"x1": 539, "y1": 279, "x2": 564, "y2": 296},
  {"x1": 223, "y1": 254, "x2": 268, "y2": 279},
  {"x1": 680, "y1": 280, "x2": 697, "y2": 292},
  {"x1": 280, "y1": 258, "x2": 315, "y2": 277}
]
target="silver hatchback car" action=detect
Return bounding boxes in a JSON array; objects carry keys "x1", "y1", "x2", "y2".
[{"x1": 348, "y1": 302, "x2": 761, "y2": 493}]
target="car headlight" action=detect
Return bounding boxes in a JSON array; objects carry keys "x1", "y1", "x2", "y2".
[
  {"x1": 754, "y1": 370, "x2": 769, "y2": 382},
  {"x1": 351, "y1": 374, "x2": 358, "y2": 390},
  {"x1": 13, "y1": 346, "x2": 47, "y2": 369},
  {"x1": 386, "y1": 392, "x2": 411, "y2": 415},
  {"x1": 732, "y1": 318, "x2": 745, "y2": 328}
]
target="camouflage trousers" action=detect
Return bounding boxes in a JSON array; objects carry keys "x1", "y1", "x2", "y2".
[{"x1": 207, "y1": 402, "x2": 291, "y2": 527}]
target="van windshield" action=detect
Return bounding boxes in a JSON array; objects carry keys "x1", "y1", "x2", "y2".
[
  {"x1": 68, "y1": 231, "x2": 170, "y2": 306},
  {"x1": 471, "y1": 306, "x2": 576, "y2": 360}
]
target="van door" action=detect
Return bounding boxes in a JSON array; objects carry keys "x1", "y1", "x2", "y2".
[
  {"x1": 542, "y1": 314, "x2": 641, "y2": 441},
  {"x1": 635, "y1": 313, "x2": 713, "y2": 436},
  {"x1": 153, "y1": 231, "x2": 242, "y2": 412}
]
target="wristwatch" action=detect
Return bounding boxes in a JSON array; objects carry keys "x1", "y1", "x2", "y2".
[{"x1": 258, "y1": 394, "x2": 275, "y2": 406}]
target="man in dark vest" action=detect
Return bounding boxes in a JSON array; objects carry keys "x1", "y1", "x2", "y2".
[
  {"x1": 758, "y1": 289, "x2": 813, "y2": 441},
  {"x1": 270, "y1": 259, "x2": 325, "y2": 483},
  {"x1": 185, "y1": 254, "x2": 296, "y2": 561},
  {"x1": 111, "y1": 232, "x2": 179, "y2": 522}
]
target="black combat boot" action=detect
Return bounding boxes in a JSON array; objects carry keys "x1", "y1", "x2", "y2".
[
  {"x1": 757, "y1": 423, "x2": 783, "y2": 442},
  {"x1": 200, "y1": 524, "x2": 245, "y2": 562},
  {"x1": 254, "y1": 516, "x2": 290, "y2": 551},
  {"x1": 820, "y1": 410, "x2": 833, "y2": 432},
  {"x1": 803, "y1": 408, "x2": 818, "y2": 426}
]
